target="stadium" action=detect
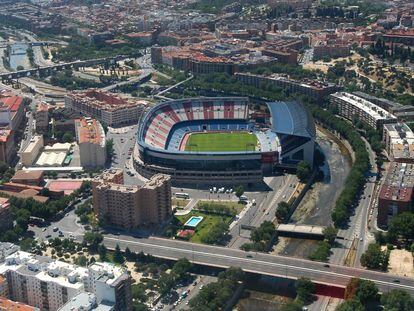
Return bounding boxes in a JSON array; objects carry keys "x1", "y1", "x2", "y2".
[{"x1": 133, "y1": 97, "x2": 315, "y2": 185}]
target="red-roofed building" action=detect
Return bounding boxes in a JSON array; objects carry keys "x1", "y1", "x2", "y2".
[
  {"x1": 0, "y1": 129, "x2": 15, "y2": 164},
  {"x1": 0, "y1": 95, "x2": 25, "y2": 130},
  {"x1": 176, "y1": 229, "x2": 195, "y2": 240},
  {"x1": 378, "y1": 162, "x2": 414, "y2": 228}
]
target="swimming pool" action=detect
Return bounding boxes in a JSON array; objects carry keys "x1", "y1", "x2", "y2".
[{"x1": 184, "y1": 216, "x2": 204, "y2": 228}]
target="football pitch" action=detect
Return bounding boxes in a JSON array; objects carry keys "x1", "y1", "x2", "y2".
[{"x1": 185, "y1": 132, "x2": 257, "y2": 152}]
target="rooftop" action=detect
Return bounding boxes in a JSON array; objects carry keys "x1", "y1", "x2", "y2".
[
  {"x1": 379, "y1": 162, "x2": 414, "y2": 202},
  {"x1": 0, "y1": 129, "x2": 12, "y2": 143},
  {"x1": 267, "y1": 101, "x2": 316, "y2": 138},
  {"x1": 75, "y1": 117, "x2": 105, "y2": 147},
  {"x1": 67, "y1": 89, "x2": 147, "y2": 112},
  {"x1": 11, "y1": 170, "x2": 44, "y2": 181},
  {"x1": 331, "y1": 92, "x2": 396, "y2": 121}
]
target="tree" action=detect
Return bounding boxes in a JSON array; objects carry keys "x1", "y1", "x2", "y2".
[
  {"x1": 360, "y1": 243, "x2": 389, "y2": 271},
  {"x1": 157, "y1": 273, "x2": 175, "y2": 295},
  {"x1": 381, "y1": 289, "x2": 414, "y2": 311},
  {"x1": 336, "y1": 299, "x2": 364, "y2": 311},
  {"x1": 113, "y1": 244, "x2": 124, "y2": 264},
  {"x1": 74, "y1": 255, "x2": 88, "y2": 266},
  {"x1": 323, "y1": 226, "x2": 338, "y2": 245},
  {"x1": 280, "y1": 301, "x2": 303, "y2": 311},
  {"x1": 98, "y1": 244, "x2": 107, "y2": 261},
  {"x1": 387, "y1": 212, "x2": 414, "y2": 243},
  {"x1": 296, "y1": 160, "x2": 312, "y2": 182},
  {"x1": 355, "y1": 279, "x2": 379, "y2": 305},
  {"x1": 83, "y1": 232, "x2": 103, "y2": 251},
  {"x1": 20, "y1": 238, "x2": 34, "y2": 251},
  {"x1": 125, "y1": 247, "x2": 133, "y2": 260},
  {"x1": 235, "y1": 185, "x2": 244, "y2": 198},
  {"x1": 172, "y1": 258, "x2": 192, "y2": 281},
  {"x1": 295, "y1": 277, "x2": 315, "y2": 305},
  {"x1": 62, "y1": 132, "x2": 73, "y2": 143},
  {"x1": 106, "y1": 138, "x2": 114, "y2": 160},
  {"x1": 275, "y1": 201, "x2": 290, "y2": 223},
  {"x1": 201, "y1": 220, "x2": 229, "y2": 245}
]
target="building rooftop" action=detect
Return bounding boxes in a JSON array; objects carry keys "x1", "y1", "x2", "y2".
[
  {"x1": 0, "y1": 297, "x2": 39, "y2": 310},
  {"x1": 0, "y1": 95, "x2": 23, "y2": 112},
  {"x1": 143, "y1": 174, "x2": 171, "y2": 189},
  {"x1": 267, "y1": 101, "x2": 316, "y2": 138},
  {"x1": 67, "y1": 89, "x2": 147, "y2": 112},
  {"x1": 58, "y1": 292, "x2": 114, "y2": 311},
  {"x1": 11, "y1": 170, "x2": 44, "y2": 182},
  {"x1": 331, "y1": 92, "x2": 396, "y2": 121},
  {"x1": 0, "y1": 129, "x2": 12, "y2": 143},
  {"x1": 75, "y1": 117, "x2": 105, "y2": 147},
  {"x1": 23, "y1": 135, "x2": 43, "y2": 154},
  {"x1": 379, "y1": 162, "x2": 414, "y2": 202},
  {"x1": 384, "y1": 123, "x2": 414, "y2": 160}
]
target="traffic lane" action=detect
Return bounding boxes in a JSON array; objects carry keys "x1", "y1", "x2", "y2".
[
  {"x1": 172, "y1": 275, "x2": 216, "y2": 310},
  {"x1": 101, "y1": 236, "x2": 414, "y2": 294}
]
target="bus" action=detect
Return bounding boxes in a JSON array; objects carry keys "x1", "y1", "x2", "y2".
[{"x1": 175, "y1": 192, "x2": 190, "y2": 199}]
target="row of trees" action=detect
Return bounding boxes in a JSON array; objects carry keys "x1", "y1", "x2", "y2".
[
  {"x1": 0, "y1": 161, "x2": 14, "y2": 184},
  {"x1": 196, "y1": 202, "x2": 238, "y2": 217},
  {"x1": 308, "y1": 104, "x2": 370, "y2": 228}
]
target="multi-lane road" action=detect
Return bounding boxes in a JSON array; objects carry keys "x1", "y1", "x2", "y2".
[{"x1": 100, "y1": 235, "x2": 414, "y2": 295}]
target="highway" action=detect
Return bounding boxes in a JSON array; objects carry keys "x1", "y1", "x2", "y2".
[{"x1": 101, "y1": 235, "x2": 414, "y2": 295}]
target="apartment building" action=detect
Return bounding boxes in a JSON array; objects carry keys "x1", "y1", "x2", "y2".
[
  {"x1": 0, "y1": 246, "x2": 132, "y2": 311},
  {"x1": 378, "y1": 162, "x2": 414, "y2": 228},
  {"x1": 329, "y1": 92, "x2": 397, "y2": 130},
  {"x1": 65, "y1": 90, "x2": 147, "y2": 127},
  {"x1": 0, "y1": 95, "x2": 25, "y2": 131},
  {"x1": 0, "y1": 198, "x2": 13, "y2": 233},
  {"x1": 383, "y1": 123, "x2": 414, "y2": 163},
  {"x1": 92, "y1": 170, "x2": 172, "y2": 229},
  {"x1": 0, "y1": 129, "x2": 15, "y2": 165},
  {"x1": 35, "y1": 102, "x2": 49, "y2": 133},
  {"x1": 21, "y1": 135, "x2": 44, "y2": 167},
  {"x1": 75, "y1": 117, "x2": 106, "y2": 168},
  {"x1": 236, "y1": 73, "x2": 339, "y2": 100}
]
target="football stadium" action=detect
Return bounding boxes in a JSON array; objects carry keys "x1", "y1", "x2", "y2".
[{"x1": 134, "y1": 97, "x2": 315, "y2": 185}]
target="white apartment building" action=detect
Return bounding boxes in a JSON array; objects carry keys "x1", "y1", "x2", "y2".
[
  {"x1": 0, "y1": 246, "x2": 131, "y2": 311},
  {"x1": 329, "y1": 92, "x2": 397, "y2": 130}
]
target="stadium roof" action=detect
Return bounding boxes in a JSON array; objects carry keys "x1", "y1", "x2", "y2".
[{"x1": 267, "y1": 101, "x2": 315, "y2": 138}]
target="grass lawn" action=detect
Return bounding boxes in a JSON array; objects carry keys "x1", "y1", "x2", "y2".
[
  {"x1": 196, "y1": 200, "x2": 245, "y2": 214},
  {"x1": 176, "y1": 211, "x2": 232, "y2": 243},
  {"x1": 185, "y1": 132, "x2": 257, "y2": 152},
  {"x1": 172, "y1": 198, "x2": 190, "y2": 209}
]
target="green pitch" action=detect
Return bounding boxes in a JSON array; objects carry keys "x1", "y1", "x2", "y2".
[{"x1": 185, "y1": 132, "x2": 257, "y2": 152}]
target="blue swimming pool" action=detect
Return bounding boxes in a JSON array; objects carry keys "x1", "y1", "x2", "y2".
[{"x1": 184, "y1": 216, "x2": 204, "y2": 228}]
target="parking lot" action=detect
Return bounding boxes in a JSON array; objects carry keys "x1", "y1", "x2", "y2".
[{"x1": 156, "y1": 275, "x2": 216, "y2": 311}]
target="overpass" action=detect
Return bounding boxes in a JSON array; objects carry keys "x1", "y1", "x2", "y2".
[
  {"x1": 0, "y1": 41, "x2": 62, "y2": 48},
  {"x1": 101, "y1": 235, "x2": 414, "y2": 296},
  {"x1": 0, "y1": 56, "x2": 124, "y2": 83}
]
